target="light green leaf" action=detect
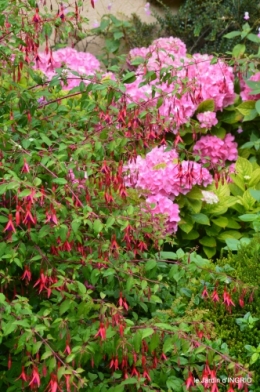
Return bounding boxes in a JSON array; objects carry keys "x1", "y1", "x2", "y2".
[
  {"x1": 192, "y1": 213, "x2": 210, "y2": 225},
  {"x1": 212, "y1": 217, "x2": 228, "y2": 228},
  {"x1": 141, "y1": 328, "x2": 154, "y2": 339}
]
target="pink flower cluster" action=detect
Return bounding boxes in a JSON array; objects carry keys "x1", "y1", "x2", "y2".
[
  {"x1": 34, "y1": 48, "x2": 100, "y2": 89},
  {"x1": 240, "y1": 72, "x2": 260, "y2": 101},
  {"x1": 197, "y1": 111, "x2": 218, "y2": 129},
  {"x1": 193, "y1": 134, "x2": 238, "y2": 169},
  {"x1": 146, "y1": 194, "x2": 180, "y2": 234},
  {"x1": 124, "y1": 146, "x2": 213, "y2": 233},
  {"x1": 127, "y1": 38, "x2": 235, "y2": 132}
]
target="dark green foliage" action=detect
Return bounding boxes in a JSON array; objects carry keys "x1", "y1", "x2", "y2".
[
  {"x1": 199, "y1": 237, "x2": 260, "y2": 384},
  {"x1": 151, "y1": 0, "x2": 260, "y2": 54},
  {"x1": 127, "y1": 14, "x2": 159, "y2": 49}
]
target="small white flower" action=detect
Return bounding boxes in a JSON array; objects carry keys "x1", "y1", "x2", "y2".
[
  {"x1": 201, "y1": 191, "x2": 219, "y2": 204},
  {"x1": 244, "y1": 12, "x2": 249, "y2": 20},
  {"x1": 244, "y1": 175, "x2": 251, "y2": 180},
  {"x1": 93, "y1": 20, "x2": 100, "y2": 28}
]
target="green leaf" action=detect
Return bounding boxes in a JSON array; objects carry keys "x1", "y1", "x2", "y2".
[
  {"x1": 182, "y1": 230, "x2": 200, "y2": 240},
  {"x1": 203, "y1": 246, "x2": 216, "y2": 258},
  {"x1": 247, "y1": 33, "x2": 260, "y2": 44},
  {"x1": 218, "y1": 230, "x2": 242, "y2": 241},
  {"x1": 106, "y1": 216, "x2": 115, "y2": 229},
  {"x1": 224, "y1": 31, "x2": 241, "y2": 39},
  {"x1": 232, "y1": 43, "x2": 246, "y2": 58},
  {"x1": 52, "y1": 178, "x2": 67, "y2": 185},
  {"x1": 157, "y1": 251, "x2": 177, "y2": 260},
  {"x1": 59, "y1": 299, "x2": 72, "y2": 315},
  {"x1": 41, "y1": 350, "x2": 53, "y2": 360},
  {"x1": 250, "y1": 353, "x2": 259, "y2": 365},
  {"x1": 122, "y1": 72, "x2": 136, "y2": 84},
  {"x1": 220, "y1": 110, "x2": 243, "y2": 124},
  {"x1": 225, "y1": 238, "x2": 240, "y2": 251},
  {"x1": 199, "y1": 236, "x2": 216, "y2": 247},
  {"x1": 249, "y1": 189, "x2": 260, "y2": 202},
  {"x1": 212, "y1": 217, "x2": 228, "y2": 228},
  {"x1": 192, "y1": 213, "x2": 210, "y2": 225},
  {"x1": 255, "y1": 100, "x2": 260, "y2": 115},
  {"x1": 122, "y1": 378, "x2": 138, "y2": 385},
  {"x1": 237, "y1": 100, "x2": 256, "y2": 116},
  {"x1": 150, "y1": 332, "x2": 160, "y2": 351},
  {"x1": 141, "y1": 328, "x2": 154, "y2": 339},
  {"x1": 93, "y1": 219, "x2": 103, "y2": 234},
  {"x1": 235, "y1": 157, "x2": 252, "y2": 178},
  {"x1": 196, "y1": 99, "x2": 215, "y2": 113},
  {"x1": 163, "y1": 338, "x2": 173, "y2": 353},
  {"x1": 145, "y1": 259, "x2": 157, "y2": 271},
  {"x1": 3, "y1": 322, "x2": 16, "y2": 336},
  {"x1": 238, "y1": 214, "x2": 257, "y2": 222},
  {"x1": 186, "y1": 187, "x2": 202, "y2": 200}
]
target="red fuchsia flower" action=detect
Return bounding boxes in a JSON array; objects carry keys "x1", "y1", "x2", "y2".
[
  {"x1": 223, "y1": 288, "x2": 235, "y2": 309},
  {"x1": 21, "y1": 158, "x2": 30, "y2": 173},
  {"x1": 201, "y1": 361, "x2": 212, "y2": 388},
  {"x1": 21, "y1": 265, "x2": 32, "y2": 283},
  {"x1": 202, "y1": 286, "x2": 209, "y2": 299},
  {"x1": 110, "y1": 235, "x2": 119, "y2": 255},
  {"x1": 45, "y1": 207, "x2": 58, "y2": 225},
  {"x1": 161, "y1": 352, "x2": 167, "y2": 361},
  {"x1": 227, "y1": 384, "x2": 235, "y2": 392},
  {"x1": 23, "y1": 204, "x2": 36, "y2": 226},
  {"x1": 131, "y1": 366, "x2": 139, "y2": 377},
  {"x1": 211, "y1": 288, "x2": 219, "y2": 302},
  {"x1": 94, "y1": 322, "x2": 106, "y2": 340},
  {"x1": 211, "y1": 384, "x2": 219, "y2": 392},
  {"x1": 33, "y1": 270, "x2": 48, "y2": 294},
  {"x1": 16, "y1": 204, "x2": 24, "y2": 225},
  {"x1": 143, "y1": 369, "x2": 151, "y2": 382},
  {"x1": 29, "y1": 366, "x2": 41, "y2": 388},
  {"x1": 118, "y1": 292, "x2": 129, "y2": 311},
  {"x1": 16, "y1": 366, "x2": 27, "y2": 382},
  {"x1": 64, "y1": 340, "x2": 71, "y2": 355},
  {"x1": 109, "y1": 356, "x2": 119, "y2": 371},
  {"x1": 46, "y1": 373, "x2": 59, "y2": 392},
  {"x1": 3, "y1": 214, "x2": 16, "y2": 233},
  {"x1": 25, "y1": 189, "x2": 37, "y2": 204},
  {"x1": 239, "y1": 296, "x2": 245, "y2": 308},
  {"x1": 185, "y1": 371, "x2": 194, "y2": 389},
  {"x1": 196, "y1": 329, "x2": 204, "y2": 339},
  {"x1": 32, "y1": 9, "x2": 41, "y2": 24}
]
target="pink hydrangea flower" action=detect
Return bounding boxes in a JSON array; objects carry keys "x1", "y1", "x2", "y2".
[
  {"x1": 124, "y1": 146, "x2": 213, "y2": 198},
  {"x1": 34, "y1": 48, "x2": 100, "y2": 90},
  {"x1": 193, "y1": 134, "x2": 238, "y2": 169},
  {"x1": 125, "y1": 38, "x2": 235, "y2": 133},
  {"x1": 197, "y1": 111, "x2": 218, "y2": 129},
  {"x1": 146, "y1": 194, "x2": 180, "y2": 233}
]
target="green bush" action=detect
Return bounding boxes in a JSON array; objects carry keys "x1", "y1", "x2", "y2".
[
  {"x1": 152, "y1": 0, "x2": 260, "y2": 54},
  {"x1": 198, "y1": 237, "x2": 260, "y2": 387}
]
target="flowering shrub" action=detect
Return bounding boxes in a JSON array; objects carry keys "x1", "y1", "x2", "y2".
[
  {"x1": 0, "y1": 1, "x2": 260, "y2": 391},
  {"x1": 193, "y1": 133, "x2": 238, "y2": 169},
  {"x1": 34, "y1": 48, "x2": 100, "y2": 89}
]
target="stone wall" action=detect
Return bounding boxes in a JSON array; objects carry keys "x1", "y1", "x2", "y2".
[{"x1": 46, "y1": 0, "x2": 182, "y2": 56}]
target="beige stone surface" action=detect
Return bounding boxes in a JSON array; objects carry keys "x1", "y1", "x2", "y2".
[{"x1": 45, "y1": 0, "x2": 181, "y2": 56}]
